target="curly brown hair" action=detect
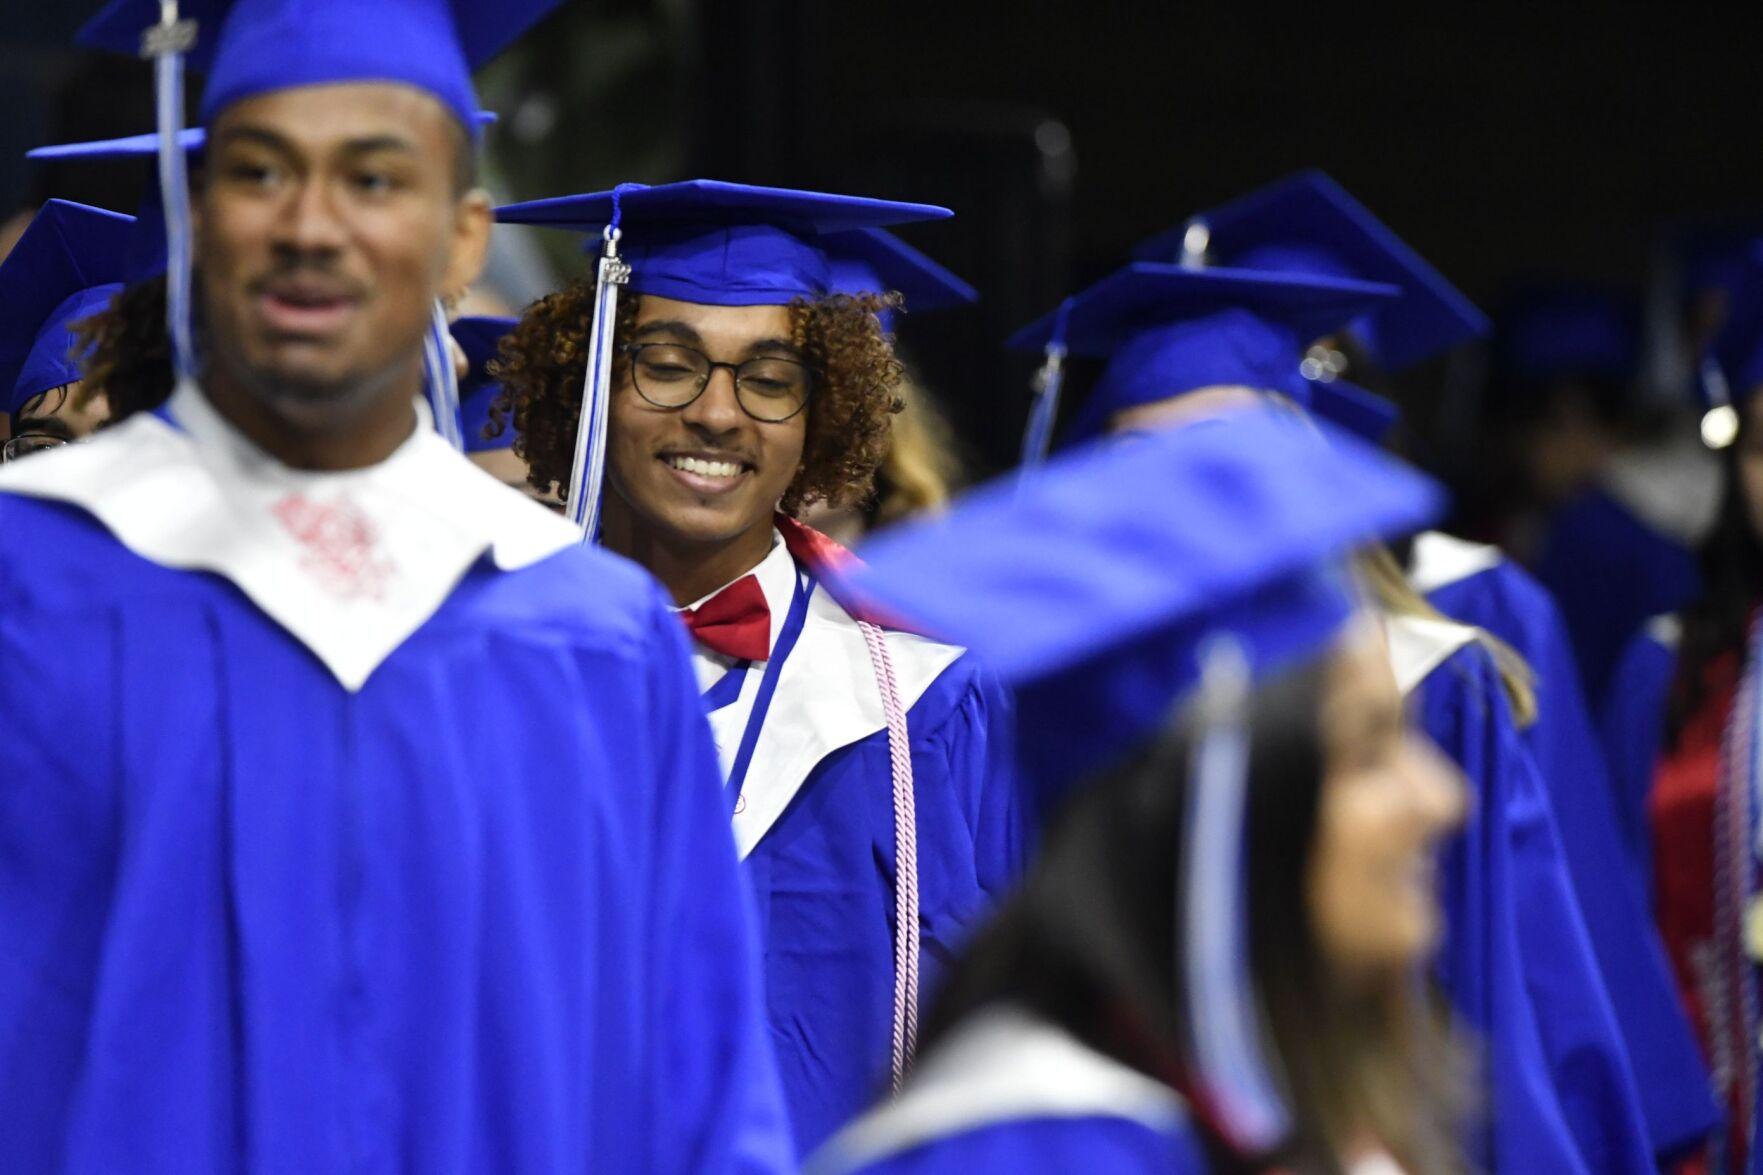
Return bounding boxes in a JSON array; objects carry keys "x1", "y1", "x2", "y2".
[
  {"x1": 489, "y1": 279, "x2": 904, "y2": 514},
  {"x1": 70, "y1": 275, "x2": 176, "y2": 425}
]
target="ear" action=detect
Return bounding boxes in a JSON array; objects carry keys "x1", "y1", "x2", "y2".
[{"x1": 442, "y1": 188, "x2": 494, "y2": 302}]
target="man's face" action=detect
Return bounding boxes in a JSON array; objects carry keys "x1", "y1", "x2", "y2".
[
  {"x1": 197, "y1": 82, "x2": 490, "y2": 422},
  {"x1": 1, "y1": 382, "x2": 108, "y2": 460},
  {"x1": 605, "y1": 295, "x2": 808, "y2": 549}
]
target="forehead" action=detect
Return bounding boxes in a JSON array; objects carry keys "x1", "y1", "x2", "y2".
[
  {"x1": 634, "y1": 295, "x2": 794, "y2": 347},
  {"x1": 209, "y1": 81, "x2": 459, "y2": 154}
]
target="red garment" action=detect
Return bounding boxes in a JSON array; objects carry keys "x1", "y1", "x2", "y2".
[
  {"x1": 678, "y1": 574, "x2": 771, "y2": 662},
  {"x1": 1652, "y1": 647, "x2": 1743, "y2": 1168}
]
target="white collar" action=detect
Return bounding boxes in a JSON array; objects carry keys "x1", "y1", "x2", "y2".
[
  {"x1": 807, "y1": 1005, "x2": 1185, "y2": 1174},
  {"x1": 1406, "y1": 530, "x2": 1504, "y2": 595},
  {"x1": 1381, "y1": 611, "x2": 1479, "y2": 697},
  {"x1": 0, "y1": 381, "x2": 578, "y2": 691}
]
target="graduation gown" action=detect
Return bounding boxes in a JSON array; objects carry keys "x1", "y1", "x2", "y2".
[
  {"x1": 1387, "y1": 615, "x2": 1653, "y2": 1174},
  {"x1": 0, "y1": 387, "x2": 792, "y2": 1174},
  {"x1": 808, "y1": 1006, "x2": 1207, "y2": 1175},
  {"x1": 684, "y1": 519, "x2": 1027, "y2": 1157},
  {"x1": 1410, "y1": 534, "x2": 1718, "y2": 1158},
  {"x1": 1531, "y1": 485, "x2": 1701, "y2": 710},
  {"x1": 1599, "y1": 616, "x2": 1681, "y2": 893}
]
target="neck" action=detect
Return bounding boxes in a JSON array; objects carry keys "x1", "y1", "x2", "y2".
[
  {"x1": 202, "y1": 353, "x2": 423, "y2": 471},
  {"x1": 601, "y1": 497, "x2": 778, "y2": 607}
]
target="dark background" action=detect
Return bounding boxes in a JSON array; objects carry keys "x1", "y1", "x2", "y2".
[{"x1": 7, "y1": 1, "x2": 1763, "y2": 484}]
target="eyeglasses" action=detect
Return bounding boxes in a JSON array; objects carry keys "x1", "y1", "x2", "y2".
[
  {"x1": 620, "y1": 343, "x2": 812, "y2": 423},
  {"x1": 1, "y1": 433, "x2": 68, "y2": 462}
]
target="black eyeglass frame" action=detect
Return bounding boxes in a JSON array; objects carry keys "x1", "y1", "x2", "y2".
[{"x1": 618, "y1": 342, "x2": 814, "y2": 423}]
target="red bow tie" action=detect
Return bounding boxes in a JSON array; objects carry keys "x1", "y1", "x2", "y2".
[{"x1": 680, "y1": 574, "x2": 772, "y2": 662}]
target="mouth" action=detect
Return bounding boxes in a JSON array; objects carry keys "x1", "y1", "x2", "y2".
[
  {"x1": 253, "y1": 279, "x2": 361, "y2": 338},
  {"x1": 658, "y1": 451, "x2": 754, "y2": 494}
]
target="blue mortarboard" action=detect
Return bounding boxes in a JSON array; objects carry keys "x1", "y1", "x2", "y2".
[
  {"x1": 1306, "y1": 378, "x2": 1400, "y2": 445},
  {"x1": 78, "y1": 0, "x2": 554, "y2": 136},
  {"x1": 823, "y1": 226, "x2": 978, "y2": 333},
  {"x1": 1007, "y1": 262, "x2": 1398, "y2": 445},
  {"x1": 1132, "y1": 171, "x2": 1490, "y2": 372},
  {"x1": 0, "y1": 200, "x2": 135, "y2": 416},
  {"x1": 839, "y1": 407, "x2": 1443, "y2": 1155},
  {"x1": 450, "y1": 315, "x2": 517, "y2": 453},
  {"x1": 496, "y1": 180, "x2": 953, "y2": 307},
  {"x1": 27, "y1": 130, "x2": 205, "y2": 284},
  {"x1": 1493, "y1": 286, "x2": 1640, "y2": 386},
  {"x1": 1699, "y1": 245, "x2": 1763, "y2": 448}
]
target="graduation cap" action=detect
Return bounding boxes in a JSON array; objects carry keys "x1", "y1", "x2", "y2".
[
  {"x1": 1007, "y1": 262, "x2": 1399, "y2": 448},
  {"x1": 1699, "y1": 244, "x2": 1763, "y2": 449},
  {"x1": 78, "y1": 0, "x2": 555, "y2": 135},
  {"x1": 823, "y1": 226, "x2": 977, "y2": 333},
  {"x1": 1306, "y1": 378, "x2": 1400, "y2": 445},
  {"x1": 0, "y1": 200, "x2": 135, "y2": 417},
  {"x1": 1492, "y1": 286, "x2": 1640, "y2": 387},
  {"x1": 450, "y1": 315, "x2": 517, "y2": 454},
  {"x1": 836, "y1": 405, "x2": 1445, "y2": 1155},
  {"x1": 26, "y1": 130, "x2": 205, "y2": 284},
  {"x1": 496, "y1": 180, "x2": 953, "y2": 539},
  {"x1": 1133, "y1": 170, "x2": 1490, "y2": 372}
]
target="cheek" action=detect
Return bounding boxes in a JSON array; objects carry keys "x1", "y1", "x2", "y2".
[{"x1": 1308, "y1": 775, "x2": 1434, "y2": 967}]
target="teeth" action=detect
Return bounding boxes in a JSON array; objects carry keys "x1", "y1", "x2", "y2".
[{"x1": 667, "y1": 455, "x2": 742, "y2": 479}]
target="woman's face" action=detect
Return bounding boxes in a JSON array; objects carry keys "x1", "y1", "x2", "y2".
[
  {"x1": 1736, "y1": 393, "x2": 1763, "y2": 543},
  {"x1": 1106, "y1": 385, "x2": 1265, "y2": 436},
  {"x1": 1307, "y1": 621, "x2": 1467, "y2": 984}
]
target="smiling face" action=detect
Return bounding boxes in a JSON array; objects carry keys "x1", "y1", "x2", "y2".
[
  {"x1": 1307, "y1": 622, "x2": 1468, "y2": 984},
  {"x1": 601, "y1": 295, "x2": 809, "y2": 568},
  {"x1": 197, "y1": 82, "x2": 491, "y2": 435}
]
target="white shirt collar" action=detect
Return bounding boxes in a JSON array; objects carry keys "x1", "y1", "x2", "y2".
[
  {"x1": 0, "y1": 381, "x2": 578, "y2": 691},
  {"x1": 679, "y1": 528, "x2": 798, "y2": 666}
]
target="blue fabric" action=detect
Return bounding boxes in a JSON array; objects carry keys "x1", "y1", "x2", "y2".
[
  {"x1": 842, "y1": 409, "x2": 1444, "y2": 801},
  {"x1": 1532, "y1": 487, "x2": 1702, "y2": 710},
  {"x1": 1132, "y1": 170, "x2": 1490, "y2": 371},
  {"x1": 1306, "y1": 378, "x2": 1399, "y2": 444},
  {"x1": 449, "y1": 315, "x2": 516, "y2": 452},
  {"x1": 1419, "y1": 643, "x2": 1653, "y2": 1175},
  {"x1": 496, "y1": 181, "x2": 952, "y2": 308},
  {"x1": 77, "y1": 0, "x2": 557, "y2": 136},
  {"x1": 835, "y1": 1113, "x2": 1209, "y2": 1174},
  {"x1": 1427, "y1": 560, "x2": 1718, "y2": 1159},
  {"x1": 1598, "y1": 625, "x2": 1679, "y2": 897},
  {"x1": 1493, "y1": 287, "x2": 1640, "y2": 386},
  {"x1": 0, "y1": 494, "x2": 792, "y2": 1174},
  {"x1": 824, "y1": 227, "x2": 977, "y2": 334},
  {"x1": 746, "y1": 650, "x2": 1027, "y2": 1156},
  {"x1": 1709, "y1": 244, "x2": 1763, "y2": 404},
  {"x1": 0, "y1": 201, "x2": 134, "y2": 413}
]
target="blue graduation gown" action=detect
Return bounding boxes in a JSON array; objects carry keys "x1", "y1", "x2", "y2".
[
  {"x1": 0, "y1": 492, "x2": 792, "y2": 1173},
  {"x1": 1421, "y1": 552, "x2": 1718, "y2": 1158},
  {"x1": 1418, "y1": 640, "x2": 1653, "y2": 1174},
  {"x1": 743, "y1": 650, "x2": 1025, "y2": 1155},
  {"x1": 1599, "y1": 620, "x2": 1679, "y2": 896},
  {"x1": 834, "y1": 1115, "x2": 1208, "y2": 1174},
  {"x1": 1532, "y1": 486, "x2": 1700, "y2": 710}
]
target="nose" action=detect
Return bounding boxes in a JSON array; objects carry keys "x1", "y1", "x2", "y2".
[
  {"x1": 272, "y1": 172, "x2": 348, "y2": 258},
  {"x1": 1403, "y1": 734, "x2": 1470, "y2": 839},
  {"x1": 679, "y1": 364, "x2": 745, "y2": 438}
]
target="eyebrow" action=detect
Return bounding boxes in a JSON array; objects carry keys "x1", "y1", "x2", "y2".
[
  {"x1": 212, "y1": 125, "x2": 420, "y2": 160},
  {"x1": 12, "y1": 415, "x2": 75, "y2": 442},
  {"x1": 632, "y1": 320, "x2": 805, "y2": 362}
]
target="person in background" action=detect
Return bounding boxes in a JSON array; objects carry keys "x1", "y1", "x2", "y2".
[
  {"x1": 0, "y1": 199, "x2": 132, "y2": 459},
  {"x1": 1005, "y1": 260, "x2": 1656, "y2": 1174},
  {"x1": 812, "y1": 406, "x2": 1465, "y2": 1175},
  {"x1": 804, "y1": 227, "x2": 975, "y2": 544},
  {"x1": 450, "y1": 312, "x2": 557, "y2": 507},
  {"x1": 0, "y1": 1, "x2": 792, "y2": 1170},
  {"x1": 491, "y1": 180, "x2": 1025, "y2": 1156},
  {"x1": 1141, "y1": 171, "x2": 1718, "y2": 1161}
]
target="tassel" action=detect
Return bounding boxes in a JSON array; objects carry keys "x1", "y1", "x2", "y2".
[
  {"x1": 1019, "y1": 296, "x2": 1074, "y2": 472},
  {"x1": 424, "y1": 299, "x2": 465, "y2": 449},
  {"x1": 142, "y1": 1, "x2": 198, "y2": 385},
  {"x1": 565, "y1": 185, "x2": 636, "y2": 543},
  {"x1": 1180, "y1": 636, "x2": 1291, "y2": 1157}
]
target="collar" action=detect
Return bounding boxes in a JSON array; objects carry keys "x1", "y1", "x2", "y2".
[
  {"x1": 807, "y1": 1005, "x2": 1185, "y2": 1174},
  {"x1": 678, "y1": 528, "x2": 797, "y2": 658},
  {"x1": 0, "y1": 381, "x2": 578, "y2": 691},
  {"x1": 1406, "y1": 530, "x2": 1504, "y2": 595},
  {"x1": 1381, "y1": 611, "x2": 1479, "y2": 697}
]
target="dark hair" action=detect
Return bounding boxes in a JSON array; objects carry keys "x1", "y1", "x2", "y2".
[
  {"x1": 1668, "y1": 416, "x2": 1763, "y2": 743},
  {"x1": 924, "y1": 659, "x2": 1465, "y2": 1175},
  {"x1": 489, "y1": 281, "x2": 905, "y2": 513},
  {"x1": 71, "y1": 277, "x2": 176, "y2": 424}
]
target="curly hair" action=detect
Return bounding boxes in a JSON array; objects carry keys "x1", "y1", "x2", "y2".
[
  {"x1": 489, "y1": 280, "x2": 904, "y2": 514},
  {"x1": 70, "y1": 275, "x2": 176, "y2": 425}
]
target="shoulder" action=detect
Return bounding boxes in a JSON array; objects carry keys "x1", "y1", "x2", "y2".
[{"x1": 1384, "y1": 612, "x2": 1483, "y2": 697}]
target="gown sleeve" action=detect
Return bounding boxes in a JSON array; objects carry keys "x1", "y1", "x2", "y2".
[
  {"x1": 1423, "y1": 644, "x2": 1653, "y2": 1174},
  {"x1": 636, "y1": 589, "x2": 797, "y2": 1174},
  {"x1": 1598, "y1": 625, "x2": 1679, "y2": 898}
]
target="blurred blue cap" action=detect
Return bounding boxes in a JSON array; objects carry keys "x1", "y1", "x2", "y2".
[
  {"x1": 1707, "y1": 245, "x2": 1763, "y2": 410},
  {"x1": 1133, "y1": 171, "x2": 1489, "y2": 371},
  {"x1": 1305, "y1": 378, "x2": 1400, "y2": 445},
  {"x1": 0, "y1": 200, "x2": 134, "y2": 416},
  {"x1": 1007, "y1": 262, "x2": 1398, "y2": 444},
  {"x1": 450, "y1": 314, "x2": 517, "y2": 453},
  {"x1": 78, "y1": 0, "x2": 554, "y2": 138},
  {"x1": 496, "y1": 180, "x2": 953, "y2": 307},
  {"x1": 27, "y1": 130, "x2": 205, "y2": 283},
  {"x1": 838, "y1": 407, "x2": 1444, "y2": 795},
  {"x1": 1494, "y1": 286, "x2": 1640, "y2": 386}
]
